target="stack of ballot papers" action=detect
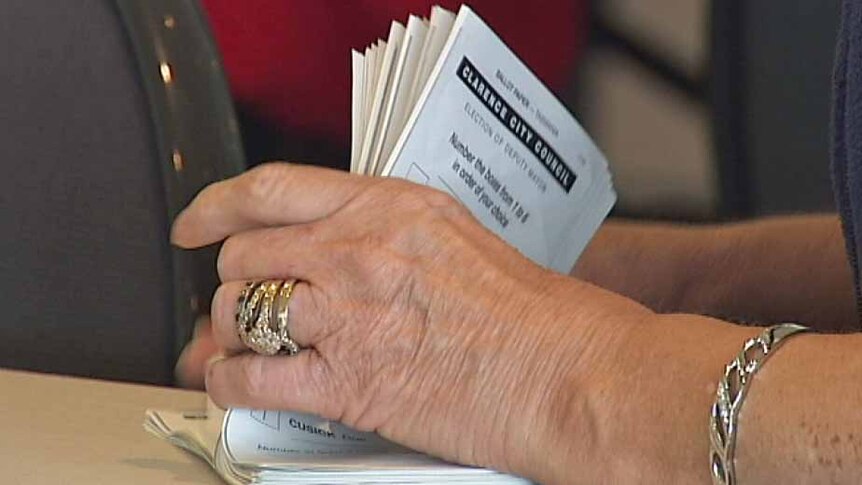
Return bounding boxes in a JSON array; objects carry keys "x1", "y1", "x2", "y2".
[
  {"x1": 147, "y1": 4, "x2": 616, "y2": 484},
  {"x1": 145, "y1": 405, "x2": 530, "y2": 484},
  {"x1": 351, "y1": 5, "x2": 615, "y2": 272}
]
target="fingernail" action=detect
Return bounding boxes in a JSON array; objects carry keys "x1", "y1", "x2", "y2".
[
  {"x1": 204, "y1": 352, "x2": 227, "y2": 388},
  {"x1": 206, "y1": 352, "x2": 227, "y2": 369}
]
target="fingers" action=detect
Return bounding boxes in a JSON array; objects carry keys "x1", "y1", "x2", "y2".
[
  {"x1": 172, "y1": 163, "x2": 371, "y2": 249},
  {"x1": 175, "y1": 316, "x2": 219, "y2": 389},
  {"x1": 211, "y1": 280, "x2": 323, "y2": 352},
  {"x1": 206, "y1": 351, "x2": 341, "y2": 419},
  {"x1": 216, "y1": 224, "x2": 326, "y2": 283}
]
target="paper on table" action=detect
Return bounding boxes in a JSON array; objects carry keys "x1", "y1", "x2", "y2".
[{"x1": 145, "y1": 406, "x2": 531, "y2": 484}]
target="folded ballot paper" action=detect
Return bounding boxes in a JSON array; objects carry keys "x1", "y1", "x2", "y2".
[{"x1": 146, "y1": 5, "x2": 614, "y2": 484}]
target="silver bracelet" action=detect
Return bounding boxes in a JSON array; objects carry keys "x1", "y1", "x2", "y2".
[{"x1": 709, "y1": 323, "x2": 810, "y2": 485}]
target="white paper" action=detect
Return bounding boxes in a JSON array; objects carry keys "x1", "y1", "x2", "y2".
[
  {"x1": 371, "y1": 15, "x2": 429, "y2": 175},
  {"x1": 220, "y1": 408, "x2": 531, "y2": 484},
  {"x1": 350, "y1": 49, "x2": 365, "y2": 173},
  {"x1": 357, "y1": 22, "x2": 404, "y2": 176},
  {"x1": 382, "y1": 6, "x2": 615, "y2": 273}
]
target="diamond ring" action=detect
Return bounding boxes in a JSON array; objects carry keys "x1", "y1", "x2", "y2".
[{"x1": 235, "y1": 279, "x2": 301, "y2": 356}]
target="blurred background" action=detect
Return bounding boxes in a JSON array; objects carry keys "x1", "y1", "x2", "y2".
[
  {"x1": 577, "y1": 0, "x2": 840, "y2": 220},
  {"x1": 0, "y1": 0, "x2": 844, "y2": 386},
  {"x1": 222, "y1": 0, "x2": 842, "y2": 221}
]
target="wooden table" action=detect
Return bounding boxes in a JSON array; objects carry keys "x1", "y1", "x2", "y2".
[{"x1": 0, "y1": 369, "x2": 221, "y2": 484}]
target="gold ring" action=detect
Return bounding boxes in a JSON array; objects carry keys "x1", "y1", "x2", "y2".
[
  {"x1": 274, "y1": 279, "x2": 301, "y2": 355},
  {"x1": 235, "y1": 279, "x2": 302, "y2": 355}
]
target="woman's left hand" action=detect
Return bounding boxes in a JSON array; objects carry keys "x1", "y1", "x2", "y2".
[{"x1": 172, "y1": 162, "x2": 655, "y2": 483}]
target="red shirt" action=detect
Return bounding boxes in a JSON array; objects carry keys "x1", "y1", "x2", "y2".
[{"x1": 202, "y1": 1, "x2": 587, "y2": 144}]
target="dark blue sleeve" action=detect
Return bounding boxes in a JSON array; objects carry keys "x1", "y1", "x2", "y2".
[{"x1": 833, "y1": 0, "x2": 862, "y2": 321}]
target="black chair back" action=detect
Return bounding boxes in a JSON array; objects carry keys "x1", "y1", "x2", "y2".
[{"x1": 0, "y1": 0, "x2": 244, "y2": 384}]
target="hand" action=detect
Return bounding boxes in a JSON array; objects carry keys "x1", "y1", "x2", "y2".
[
  {"x1": 171, "y1": 163, "x2": 636, "y2": 482},
  {"x1": 174, "y1": 316, "x2": 220, "y2": 389}
]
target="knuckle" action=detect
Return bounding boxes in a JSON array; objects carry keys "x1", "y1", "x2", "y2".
[
  {"x1": 412, "y1": 187, "x2": 471, "y2": 226},
  {"x1": 358, "y1": 244, "x2": 416, "y2": 287},
  {"x1": 397, "y1": 207, "x2": 457, "y2": 253},
  {"x1": 333, "y1": 237, "x2": 379, "y2": 274},
  {"x1": 369, "y1": 180, "x2": 468, "y2": 227},
  {"x1": 329, "y1": 238, "x2": 390, "y2": 283},
  {"x1": 420, "y1": 186, "x2": 459, "y2": 211},
  {"x1": 242, "y1": 163, "x2": 290, "y2": 204},
  {"x1": 371, "y1": 177, "x2": 406, "y2": 195}
]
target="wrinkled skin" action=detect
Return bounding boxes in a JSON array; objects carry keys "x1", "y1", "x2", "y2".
[{"x1": 172, "y1": 163, "x2": 650, "y2": 483}]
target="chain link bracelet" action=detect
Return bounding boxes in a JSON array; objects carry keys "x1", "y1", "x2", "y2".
[{"x1": 709, "y1": 323, "x2": 810, "y2": 485}]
